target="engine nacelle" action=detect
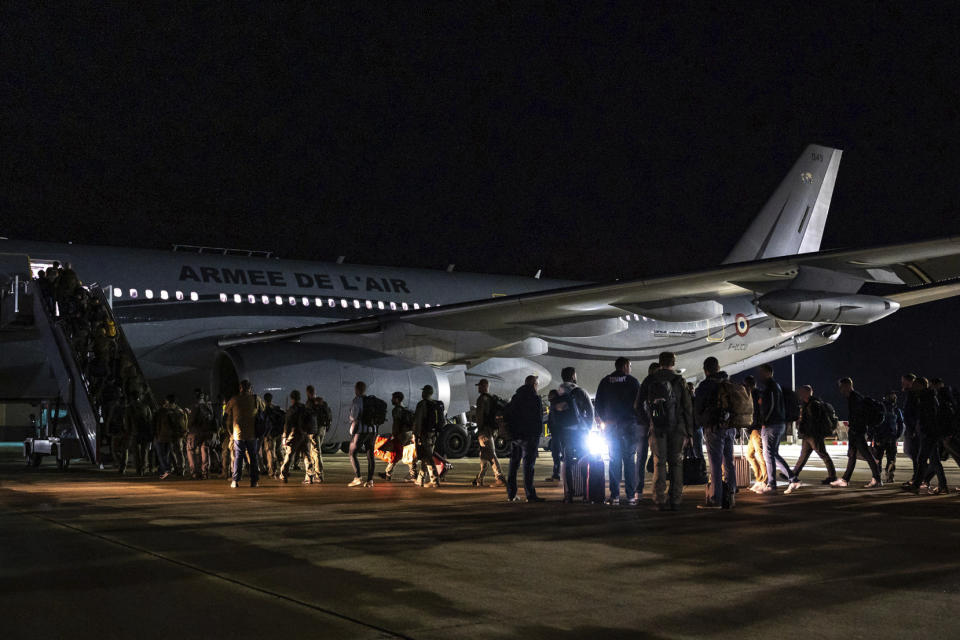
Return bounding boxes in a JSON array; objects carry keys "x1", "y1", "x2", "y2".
[
  {"x1": 213, "y1": 342, "x2": 465, "y2": 443},
  {"x1": 758, "y1": 289, "x2": 900, "y2": 325}
]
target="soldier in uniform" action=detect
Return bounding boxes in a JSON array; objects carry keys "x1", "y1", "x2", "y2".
[
  {"x1": 104, "y1": 384, "x2": 128, "y2": 474},
  {"x1": 279, "y1": 389, "x2": 309, "y2": 483},
  {"x1": 218, "y1": 395, "x2": 234, "y2": 479},
  {"x1": 187, "y1": 389, "x2": 217, "y2": 479},
  {"x1": 473, "y1": 379, "x2": 505, "y2": 487},
  {"x1": 303, "y1": 385, "x2": 329, "y2": 483},
  {"x1": 164, "y1": 395, "x2": 188, "y2": 476},
  {"x1": 412, "y1": 385, "x2": 443, "y2": 488},
  {"x1": 258, "y1": 392, "x2": 285, "y2": 479},
  {"x1": 125, "y1": 391, "x2": 154, "y2": 476},
  {"x1": 380, "y1": 391, "x2": 416, "y2": 481}
]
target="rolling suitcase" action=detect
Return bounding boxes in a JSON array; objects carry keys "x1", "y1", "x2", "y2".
[
  {"x1": 734, "y1": 454, "x2": 751, "y2": 488},
  {"x1": 561, "y1": 453, "x2": 585, "y2": 498},
  {"x1": 582, "y1": 454, "x2": 605, "y2": 504}
]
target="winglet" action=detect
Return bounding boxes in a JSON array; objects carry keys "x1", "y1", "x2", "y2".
[{"x1": 723, "y1": 145, "x2": 842, "y2": 264}]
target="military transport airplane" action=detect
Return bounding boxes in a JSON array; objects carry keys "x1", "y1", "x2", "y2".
[{"x1": 3, "y1": 144, "x2": 960, "y2": 451}]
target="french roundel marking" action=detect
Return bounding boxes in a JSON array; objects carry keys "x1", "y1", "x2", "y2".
[{"x1": 735, "y1": 314, "x2": 750, "y2": 336}]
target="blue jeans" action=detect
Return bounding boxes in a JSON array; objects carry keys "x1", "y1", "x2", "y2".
[
  {"x1": 705, "y1": 428, "x2": 736, "y2": 505},
  {"x1": 507, "y1": 437, "x2": 539, "y2": 500},
  {"x1": 761, "y1": 423, "x2": 795, "y2": 488},
  {"x1": 607, "y1": 422, "x2": 638, "y2": 500},
  {"x1": 233, "y1": 438, "x2": 260, "y2": 485},
  {"x1": 155, "y1": 441, "x2": 172, "y2": 474},
  {"x1": 635, "y1": 422, "x2": 650, "y2": 496}
]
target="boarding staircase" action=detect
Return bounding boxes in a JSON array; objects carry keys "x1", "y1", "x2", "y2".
[{"x1": 1, "y1": 254, "x2": 155, "y2": 467}]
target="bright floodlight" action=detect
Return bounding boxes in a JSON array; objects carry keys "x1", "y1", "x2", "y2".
[{"x1": 587, "y1": 430, "x2": 609, "y2": 459}]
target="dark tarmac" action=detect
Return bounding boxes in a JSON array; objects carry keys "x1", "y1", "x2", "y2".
[{"x1": 2, "y1": 450, "x2": 959, "y2": 640}]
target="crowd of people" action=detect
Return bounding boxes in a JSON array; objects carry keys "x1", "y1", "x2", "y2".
[
  {"x1": 101, "y1": 348, "x2": 959, "y2": 510},
  {"x1": 39, "y1": 274, "x2": 959, "y2": 505}
]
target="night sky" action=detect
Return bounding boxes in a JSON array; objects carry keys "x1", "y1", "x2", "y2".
[{"x1": 3, "y1": 4, "x2": 959, "y2": 412}]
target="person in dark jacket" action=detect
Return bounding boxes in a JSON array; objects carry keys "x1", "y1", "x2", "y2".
[
  {"x1": 257, "y1": 392, "x2": 285, "y2": 479},
  {"x1": 694, "y1": 357, "x2": 736, "y2": 509},
  {"x1": 899, "y1": 373, "x2": 919, "y2": 477},
  {"x1": 642, "y1": 352, "x2": 693, "y2": 511},
  {"x1": 906, "y1": 377, "x2": 948, "y2": 494},
  {"x1": 472, "y1": 379, "x2": 506, "y2": 487},
  {"x1": 831, "y1": 378, "x2": 883, "y2": 488},
  {"x1": 792, "y1": 385, "x2": 838, "y2": 485},
  {"x1": 756, "y1": 364, "x2": 800, "y2": 494},
  {"x1": 871, "y1": 392, "x2": 902, "y2": 484},
  {"x1": 505, "y1": 375, "x2": 545, "y2": 503},
  {"x1": 743, "y1": 375, "x2": 767, "y2": 491},
  {"x1": 595, "y1": 357, "x2": 641, "y2": 505}
]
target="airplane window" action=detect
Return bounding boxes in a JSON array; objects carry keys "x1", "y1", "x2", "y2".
[
  {"x1": 633, "y1": 314, "x2": 640, "y2": 321},
  {"x1": 129, "y1": 289, "x2": 138, "y2": 299},
  {"x1": 301, "y1": 297, "x2": 310, "y2": 307},
  {"x1": 401, "y1": 302, "x2": 409, "y2": 311},
  {"x1": 175, "y1": 291, "x2": 184, "y2": 301},
  {"x1": 190, "y1": 292, "x2": 198, "y2": 301},
  {"x1": 365, "y1": 300, "x2": 373, "y2": 310},
  {"x1": 413, "y1": 303, "x2": 420, "y2": 309},
  {"x1": 248, "y1": 294, "x2": 256, "y2": 304},
  {"x1": 341, "y1": 299, "x2": 348, "y2": 308},
  {"x1": 353, "y1": 300, "x2": 360, "y2": 309},
  {"x1": 315, "y1": 298, "x2": 322, "y2": 307},
  {"x1": 160, "y1": 290, "x2": 169, "y2": 300},
  {"x1": 390, "y1": 302, "x2": 397, "y2": 311},
  {"x1": 234, "y1": 294, "x2": 242, "y2": 303},
  {"x1": 424, "y1": 303, "x2": 431, "y2": 308},
  {"x1": 145, "y1": 289, "x2": 154, "y2": 299},
  {"x1": 328, "y1": 298, "x2": 335, "y2": 307},
  {"x1": 220, "y1": 293, "x2": 228, "y2": 302},
  {"x1": 377, "y1": 301, "x2": 385, "y2": 310},
  {"x1": 113, "y1": 288, "x2": 122, "y2": 298},
  {"x1": 275, "y1": 295, "x2": 283, "y2": 305},
  {"x1": 288, "y1": 296, "x2": 297, "y2": 306},
  {"x1": 262, "y1": 295, "x2": 270, "y2": 304}
]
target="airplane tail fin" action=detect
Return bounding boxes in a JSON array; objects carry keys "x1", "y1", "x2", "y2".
[{"x1": 723, "y1": 144, "x2": 842, "y2": 264}]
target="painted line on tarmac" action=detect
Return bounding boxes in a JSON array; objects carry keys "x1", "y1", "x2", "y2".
[{"x1": 21, "y1": 510, "x2": 415, "y2": 640}]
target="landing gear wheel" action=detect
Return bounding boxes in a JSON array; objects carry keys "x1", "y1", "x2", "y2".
[
  {"x1": 320, "y1": 441, "x2": 341, "y2": 455},
  {"x1": 494, "y1": 435, "x2": 511, "y2": 458},
  {"x1": 30, "y1": 453, "x2": 43, "y2": 468},
  {"x1": 438, "y1": 424, "x2": 470, "y2": 459}
]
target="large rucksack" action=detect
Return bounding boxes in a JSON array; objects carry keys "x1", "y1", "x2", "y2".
[
  {"x1": 362, "y1": 395, "x2": 388, "y2": 427},
  {"x1": 315, "y1": 401, "x2": 333, "y2": 428},
  {"x1": 192, "y1": 401, "x2": 217, "y2": 436},
  {"x1": 719, "y1": 381, "x2": 753, "y2": 429},
  {"x1": 861, "y1": 397, "x2": 886, "y2": 430},
  {"x1": 782, "y1": 388, "x2": 802, "y2": 423},
  {"x1": 492, "y1": 395, "x2": 511, "y2": 438},
  {"x1": 647, "y1": 375, "x2": 680, "y2": 432},
  {"x1": 936, "y1": 388, "x2": 957, "y2": 437},
  {"x1": 419, "y1": 399, "x2": 446, "y2": 435},
  {"x1": 550, "y1": 389, "x2": 585, "y2": 431},
  {"x1": 809, "y1": 399, "x2": 839, "y2": 438}
]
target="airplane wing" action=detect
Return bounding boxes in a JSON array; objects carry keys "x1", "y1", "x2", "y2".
[{"x1": 218, "y1": 236, "x2": 960, "y2": 347}]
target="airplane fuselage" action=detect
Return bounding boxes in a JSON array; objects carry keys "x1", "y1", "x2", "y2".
[{"x1": 1, "y1": 239, "x2": 832, "y2": 443}]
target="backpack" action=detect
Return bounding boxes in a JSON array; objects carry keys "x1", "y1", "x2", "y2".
[
  {"x1": 420, "y1": 399, "x2": 446, "y2": 434},
  {"x1": 193, "y1": 402, "x2": 217, "y2": 435},
  {"x1": 362, "y1": 395, "x2": 388, "y2": 427},
  {"x1": 254, "y1": 409, "x2": 268, "y2": 439},
  {"x1": 719, "y1": 381, "x2": 753, "y2": 429},
  {"x1": 550, "y1": 389, "x2": 584, "y2": 431},
  {"x1": 810, "y1": 400, "x2": 839, "y2": 438},
  {"x1": 647, "y1": 375, "x2": 679, "y2": 432},
  {"x1": 315, "y1": 402, "x2": 332, "y2": 428},
  {"x1": 861, "y1": 397, "x2": 886, "y2": 430},
  {"x1": 493, "y1": 395, "x2": 511, "y2": 438},
  {"x1": 782, "y1": 388, "x2": 802, "y2": 423}
]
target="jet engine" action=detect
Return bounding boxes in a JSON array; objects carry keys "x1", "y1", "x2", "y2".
[
  {"x1": 758, "y1": 290, "x2": 900, "y2": 325},
  {"x1": 213, "y1": 342, "x2": 465, "y2": 445}
]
